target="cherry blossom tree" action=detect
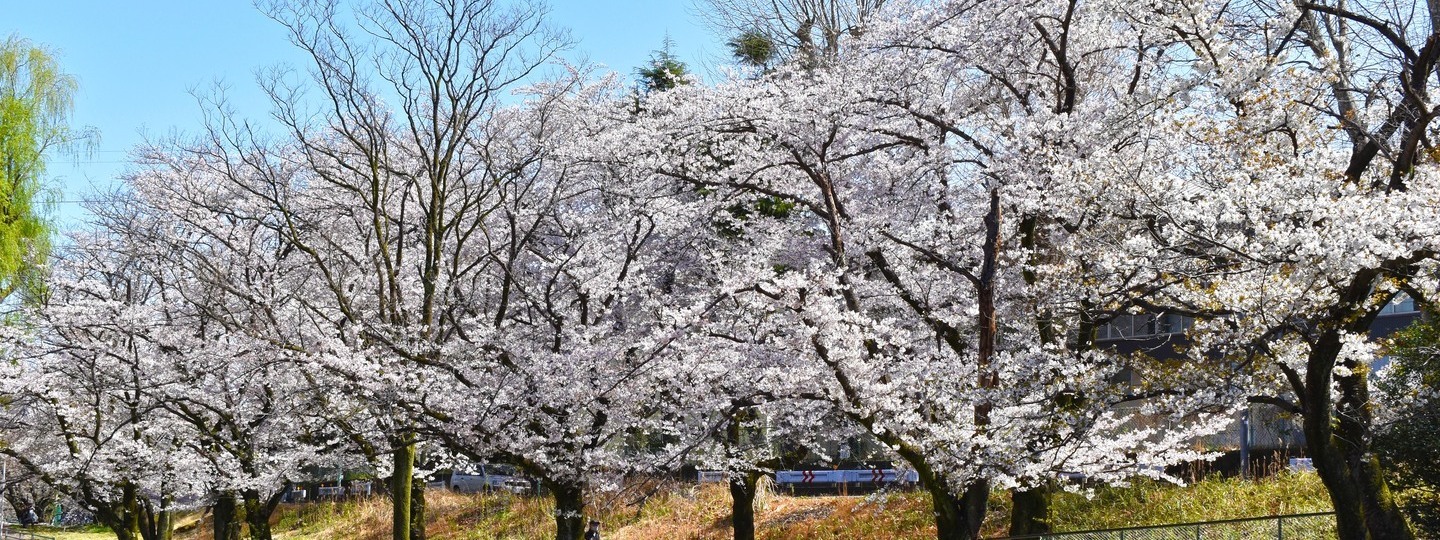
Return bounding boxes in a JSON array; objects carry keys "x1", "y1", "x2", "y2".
[
  {"x1": 174, "y1": 1, "x2": 576, "y2": 538},
  {"x1": 610, "y1": 1, "x2": 1251, "y2": 537},
  {"x1": 1098, "y1": 0, "x2": 1440, "y2": 537},
  {"x1": 80, "y1": 160, "x2": 361, "y2": 540},
  {"x1": 9, "y1": 3, "x2": 1440, "y2": 540},
  {"x1": 0, "y1": 156, "x2": 368, "y2": 539},
  {"x1": 0, "y1": 234, "x2": 216, "y2": 540},
  {"x1": 124, "y1": 10, "x2": 710, "y2": 540},
  {"x1": 379, "y1": 75, "x2": 747, "y2": 540}
]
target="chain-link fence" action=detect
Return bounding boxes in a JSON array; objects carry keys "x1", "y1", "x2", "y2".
[
  {"x1": 0, "y1": 529, "x2": 57, "y2": 540},
  {"x1": 992, "y1": 512, "x2": 1336, "y2": 540}
]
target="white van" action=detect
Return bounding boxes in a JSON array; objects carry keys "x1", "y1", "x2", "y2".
[{"x1": 436, "y1": 464, "x2": 531, "y2": 494}]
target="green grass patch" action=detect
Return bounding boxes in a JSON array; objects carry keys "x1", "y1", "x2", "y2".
[{"x1": 1046, "y1": 473, "x2": 1332, "y2": 532}]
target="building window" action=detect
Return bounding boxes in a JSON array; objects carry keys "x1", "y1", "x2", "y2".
[
  {"x1": 1098, "y1": 313, "x2": 1194, "y2": 341},
  {"x1": 1379, "y1": 294, "x2": 1418, "y2": 316}
]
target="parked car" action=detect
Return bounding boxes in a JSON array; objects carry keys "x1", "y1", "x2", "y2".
[{"x1": 432, "y1": 464, "x2": 531, "y2": 495}]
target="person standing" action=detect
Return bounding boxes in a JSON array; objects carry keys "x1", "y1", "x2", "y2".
[{"x1": 583, "y1": 519, "x2": 601, "y2": 540}]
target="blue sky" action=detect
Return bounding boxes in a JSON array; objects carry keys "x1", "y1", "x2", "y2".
[{"x1": 3, "y1": 1, "x2": 721, "y2": 228}]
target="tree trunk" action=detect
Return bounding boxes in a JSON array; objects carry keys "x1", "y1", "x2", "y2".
[
  {"x1": 111, "y1": 525, "x2": 139, "y2": 540},
  {"x1": 929, "y1": 187, "x2": 997, "y2": 540},
  {"x1": 409, "y1": 477, "x2": 426, "y2": 540},
  {"x1": 725, "y1": 405, "x2": 761, "y2": 540},
  {"x1": 241, "y1": 490, "x2": 275, "y2": 540},
  {"x1": 1355, "y1": 454, "x2": 1414, "y2": 540},
  {"x1": 961, "y1": 480, "x2": 989, "y2": 538},
  {"x1": 135, "y1": 509, "x2": 169, "y2": 540},
  {"x1": 212, "y1": 493, "x2": 241, "y2": 540},
  {"x1": 550, "y1": 482, "x2": 586, "y2": 540},
  {"x1": 120, "y1": 483, "x2": 141, "y2": 540},
  {"x1": 728, "y1": 471, "x2": 760, "y2": 540},
  {"x1": 1304, "y1": 343, "x2": 1416, "y2": 540},
  {"x1": 391, "y1": 439, "x2": 416, "y2": 540},
  {"x1": 927, "y1": 479, "x2": 988, "y2": 540},
  {"x1": 158, "y1": 510, "x2": 173, "y2": 540},
  {"x1": 85, "y1": 492, "x2": 135, "y2": 540},
  {"x1": 138, "y1": 496, "x2": 173, "y2": 540},
  {"x1": 889, "y1": 440, "x2": 989, "y2": 540},
  {"x1": 106, "y1": 498, "x2": 139, "y2": 540},
  {"x1": 1009, "y1": 482, "x2": 1053, "y2": 536}
]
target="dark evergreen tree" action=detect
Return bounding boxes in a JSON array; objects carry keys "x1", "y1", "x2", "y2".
[{"x1": 636, "y1": 37, "x2": 690, "y2": 94}]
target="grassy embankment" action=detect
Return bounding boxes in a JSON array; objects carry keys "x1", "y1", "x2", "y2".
[{"x1": 32, "y1": 472, "x2": 1334, "y2": 540}]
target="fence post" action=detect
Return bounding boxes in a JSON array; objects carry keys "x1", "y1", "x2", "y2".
[
  {"x1": 1196, "y1": 524, "x2": 1202, "y2": 540},
  {"x1": 1277, "y1": 515, "x2": 1283, "y2": 540}
]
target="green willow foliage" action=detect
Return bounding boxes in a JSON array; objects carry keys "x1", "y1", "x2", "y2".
[{"x1": 0, "y1": 35, "x2": 79, "y2": 303}]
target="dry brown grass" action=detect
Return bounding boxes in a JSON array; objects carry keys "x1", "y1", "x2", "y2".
[
  {"x1": 600, "y1": 482, "x2": 941, "y2": 540},
  {"x1": 170, "y1": 484, "x2": 943, "y2": 540},
  {"x1": 166, "y1": 473, "x2": 1333, "y2": 539}
]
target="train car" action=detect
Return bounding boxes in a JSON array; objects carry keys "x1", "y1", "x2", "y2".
[{"x1": 774, "y1": 468, "x2": 919, "y2": 495}]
